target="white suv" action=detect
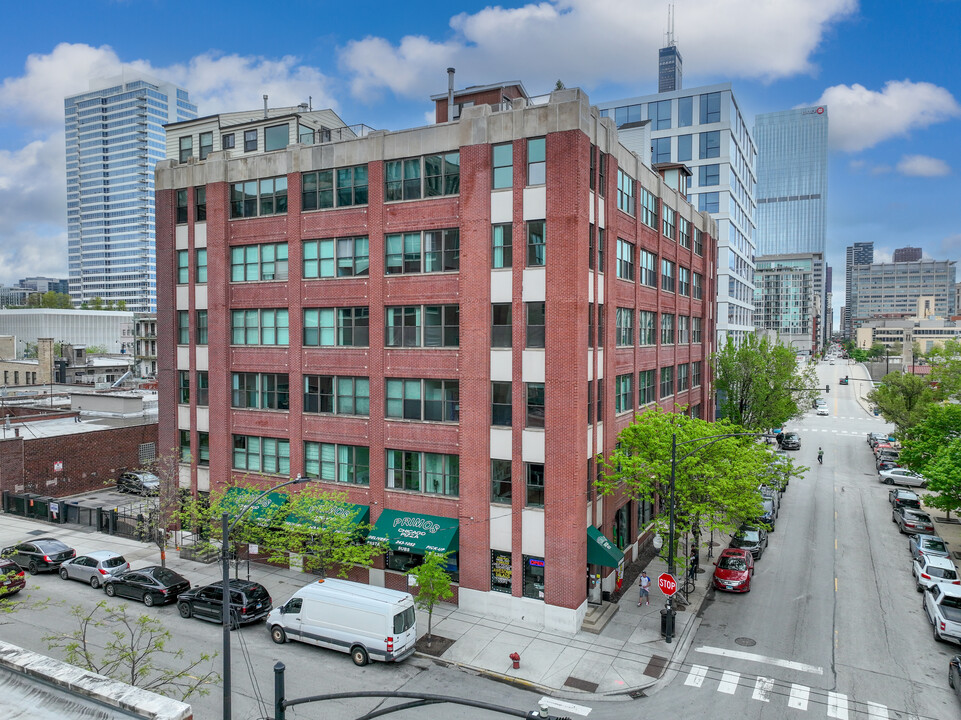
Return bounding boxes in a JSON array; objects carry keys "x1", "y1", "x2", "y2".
[
  {"x1": 924, "y1": 583, "x2": 961, "y2": 644},
  {"x1": 914, "y1": 554, "x2": 961, "y2": 593}
]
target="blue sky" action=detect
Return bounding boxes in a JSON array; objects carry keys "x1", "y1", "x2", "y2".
[{"x1": 0, "y1": 0, "x2": 958, "y2": 315}]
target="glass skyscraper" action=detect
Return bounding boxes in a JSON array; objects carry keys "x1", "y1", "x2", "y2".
[{"x1": 65, "y1": 75, "x2": 196, "y2": 312}]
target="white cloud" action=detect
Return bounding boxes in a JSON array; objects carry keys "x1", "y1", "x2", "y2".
[
  {"x1": 816, "y1": 79, "x2": 961, "y2": 152},
  {"x1": 340, "y1": 0, "x2": 857, "y2": 100},
  {"x1": 896, "y1": 154, "x2": 950, "y2": 177}
]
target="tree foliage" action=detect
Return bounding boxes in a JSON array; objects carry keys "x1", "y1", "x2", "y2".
[
  {"x1": 923, "y1": 439, "x2": 961, "y2": 517},
  {"x1": 926, "y1": 339, "x2": 961, "y2": 402},
  {"x1": 899, "y1": 404, "x2": 961, "y2": 517},
  {"x1": 712, "y1": 333, "x2": 819, "y2": 430},
  {"x1": 43, "y1": 601, "x2": 219, "y2": 700},
  {"x1": 407, "y1": 551, "x2": 453, "y2": 643},
  {"x1": 866, "y1": 372, "x2": 938, "y2": 432},
  {"x1": 25, "y1": 291, "x2": 73, "y2": 309}
]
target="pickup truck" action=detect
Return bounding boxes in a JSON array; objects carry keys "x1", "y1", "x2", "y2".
[{"x1": 924, "y1": 583, "x2": 961, "y2": 644}]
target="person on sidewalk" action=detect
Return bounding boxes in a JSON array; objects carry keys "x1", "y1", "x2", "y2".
[{"x1": 638, "y1": 571, "x2": 651, "y2": 606}]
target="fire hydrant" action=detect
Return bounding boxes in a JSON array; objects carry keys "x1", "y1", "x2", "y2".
[{"x1": 509, "y1": 652, "x2": 520, "y2": 669}]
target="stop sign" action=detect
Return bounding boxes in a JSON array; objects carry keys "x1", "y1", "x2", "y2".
[{"x1": 658, "y1": 573, "x2": 678, "y2": 596}]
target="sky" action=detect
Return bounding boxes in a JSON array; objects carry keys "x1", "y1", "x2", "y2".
[{"x1": 0, "y1": 0, "x2": 959, "y2": 316}]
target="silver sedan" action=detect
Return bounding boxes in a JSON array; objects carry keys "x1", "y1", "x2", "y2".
[
  {"x1": 879, "y1": 467, "x2": 927, "y2": 488},
  {"x1": 58, "y1": 551, "x2": 129, "y2": 589}
]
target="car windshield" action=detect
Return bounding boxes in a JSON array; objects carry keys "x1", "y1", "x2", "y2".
[
  {"x1": 137, "y1": 473, "x2": 160, "y2": 484},
  {"x1": 718, "y1": 557, "x2": 748, "y2": 571},
  {"x1": 736, "y1": 530, "x2": 761, "y2": 543},
  {"x1": 153, "y1": 569, "x2": 184, "y2": 585},
  {"x1": 907, "y1": 511, "x2": 931, "y2": 522},
  {"x1": 102, "y1": 557, "x2": 126, "y2": 568},
  {"x1": 924, "y1": 539, "x2": 948, "y2": 552}
]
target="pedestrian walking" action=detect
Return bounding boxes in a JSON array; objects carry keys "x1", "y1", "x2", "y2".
[
  {"x1": 638, "y1": 571, "x2": 651, "y2": 606},
  {"x1": 818, "y1": 447, "x2": 824, "y2": 465}
]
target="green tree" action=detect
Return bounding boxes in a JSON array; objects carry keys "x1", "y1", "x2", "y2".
[
  {"x1": 554, "y1": 79, "x2": 566, "y2": 90},
  {"x1": 866, "y1": 372, "x2": 938, "y2": 432},
  {"x1": 900, "y1": 403, "x2": 961, "y2": 472},
  {"x1": 117, "y1": 299, "x2": 127, "y2": 311},
  {"x1": 43, "y1": 601, "x2": 219, "y2": 700},
  {"x1": 89, "y1": 296, "x2": 104, "y2": 310},
  {"x1": 22, "y1": 342, "x2": 38, "y2": 359},
  {"x1": 923, "y1": 439, "x2": 961, "y2": 518},
  {"x1": 407, "y1": 551, "x2": 453, "y2": 645},
  {"x1": 85, "y1": 344, "x2": 108, "y2": 354},
  {"x1": 30, "y1": 291, "x2": 73, "y2": 308},
  {"x1": 869, "y1": 342, "x2": 887, "y2": 359},
  {"x1": 926, "y1": 339, "x2": 961, "y2": 401},
  {"x1": 712, "y1": 333, "x2": 819, "y2": 430},
  {"x1": 849, "y1": 348, "x2": 869, "y2": 363}
]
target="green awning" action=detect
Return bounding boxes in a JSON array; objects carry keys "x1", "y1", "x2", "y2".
[
  {"x1": 367, "y1": 509, "x2": 459, "y2": 555},
  {"x1": 587, "y1": 525, "x2": 624, "y2": 568},
  {"x1": 220, "y1": 488, "x2": 289, "y2": 527},
  {"x1": 285, "y1": 501, "x2": 370, "y2": 534}
]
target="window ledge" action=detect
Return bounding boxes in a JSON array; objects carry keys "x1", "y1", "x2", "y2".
[{"x1": 384, "y1": 488, "x2": 459, "y2": 500}]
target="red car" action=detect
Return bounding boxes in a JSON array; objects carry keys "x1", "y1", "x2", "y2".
[
  {"x1": 0, "y1": 558, "x2": 26, "y2": 598},
  {"x1": 712, "y1": 548, "x2": 755, "y2": 593}
]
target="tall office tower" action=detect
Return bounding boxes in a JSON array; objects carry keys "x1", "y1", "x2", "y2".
[
  {"x1": 850, "y1": 258, "x2": 957, "y2": 332},
  {"x1": 597, "y1": 83, "x2": 757, "y2": 346},
  {"x1": 753, "y1": 253, "x2": 825, "y2": 355},
  {"x1": 825, "y1": 265, "x2": 834, "y2": 340},
  {"x1": 65, "y1": 75, "x2": 196, "y2": 312},
  {"x1": 893, "y1": 246, "x2": 922, "y2": 262},
  {"x1": 658, "y1": 5, "x2": 682, "y2": 93},
  {"x1": 844, "y1": 242, "x2": 873, "y2": 338}
]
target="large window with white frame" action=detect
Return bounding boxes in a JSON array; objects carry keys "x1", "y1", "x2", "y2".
[
  {"x1": 615, "y1": 374, "x2": 633, "y2": 414},
  {"x1": 230, "y1": 177, "x2": 287, "y2": 218},
  {"x1": 230, "y1": 309, "x2": 289, "y2": 345},
  {"x1": 639, "y1": 250, "x2": 657, "y2": 287},
  {"x1": 660, "y1": 313, "x2": 675, "y2": 345},
  {"x1": 638, "y1": 369, "x2": 656, "y2": 405},
  {"x1": 386, "y1": 379, "x2": 459, "y2": 422},
  {"x1": 302, "y1": 166, "x2": 369, "y2": 210},
  {"x1": 230, "y1": 243, "x2": 289, "y2": 282},
  {"x1": 385, "y1": 229, "x2": 459, "y2": 274},
  {"x1": 692, "y1": 317, "x2": 703, "y2": 343},
  {"x1": 678, "y1": 266, "x2": 691, "y2": 296},
  {"x1": 303, "y1": 375, "x2": 370, "y2": 415},
  {"x1": 385, "y1": 154, "x2": 460, "y2": 201},
  {"x1": 385, "y1": 305, "x2": 459, "y2": 347},
  {"x1": 305, "y1": 442, "x2": 370, "y2": 485},
  {"x1": 638, "y1": 310, "x2": 656, "y2": 346},
  {"x1": 303, "y1": 237, "x2": 369, "y2": 278},
  {"x1": 232, "y1": 435, "x2": 290, "y2": 475},
  {"x1": 617, "y1": 170, "x2": 636, "y2": 215},
  {"x1": 640, "y1": 189, "x2": 657, "y2": 229},
  {"x1": 386, "y1": 450, "x2": 459, "y2": 496},
  {"x1": 663, "y1": 206, "x2": 676, "y2": 239},
  {"x1": 678, "y1": 217, "x2": 691, "y2": 249},
  {"x1": 661, "y1": 259, "x2": 676, "y2": 293},
  {"x1": 615, "y1": 308, "x2": 634, "y2": 346},
  {"x1": 659, "y1": 367, "x2": 674, "y2": 399},
  {"x1": 303, "y1": 307, "x2": 369, "y2": 347},
  {"x1": 616, "y1": 239, "x2": 634, "y2": 281}
]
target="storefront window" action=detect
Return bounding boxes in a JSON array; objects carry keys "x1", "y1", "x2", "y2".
[
  {"x1": 614, "y1": 504, "x2": 629, "y2": 550},
  {"x1": 386, "y1": 550, "x2": 459, "y2": 583},
  {"x1": 522, "y1": 555, "x2": 545, "y2": 600},
  {"x1": 491, "y1": 550, "x2": 512, "y2": 594}
]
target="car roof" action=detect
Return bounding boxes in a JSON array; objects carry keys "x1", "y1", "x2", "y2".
[
  {"x1": 720, "y1": 548, "x2": 750, "y2": 558},
  {"x1": 918, "y1": 534, "x2": 944, "y2": 543},
  {"x1": 924, "y1": 555, "x2": 957, "y2": 570},
  {"x1": 894, "y1": 489, "x2": 919, "y2": 497},
  {"x1": 904, "y1": 508, "x2": 931, "y2": 518},
  {"x1": 82, "y1": 550, "x2": 125, "y2": 560},
  {"x1": 937, "y1": 584, "x2": 961, "y2": 599}
]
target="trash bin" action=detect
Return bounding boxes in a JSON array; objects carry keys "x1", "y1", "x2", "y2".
[{"x1": 660, "y1": 607, "x2": 676, "y2": 638}]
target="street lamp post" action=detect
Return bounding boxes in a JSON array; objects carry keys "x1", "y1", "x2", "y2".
[{"x1": 221, "y1": 474, "x2": 309, "y2": 720}]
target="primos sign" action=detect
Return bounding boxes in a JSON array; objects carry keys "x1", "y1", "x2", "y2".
[{"x1": 393, "y1": 515, "x2": 442, "y2": 545}]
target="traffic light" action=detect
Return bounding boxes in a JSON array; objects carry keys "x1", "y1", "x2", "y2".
[{"x1": 825, "y1": 385, "x2": 830, "y2": 394}]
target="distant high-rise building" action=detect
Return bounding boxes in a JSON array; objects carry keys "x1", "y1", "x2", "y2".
[
  {"x1": 845, "y1": 242, "x2": 874, "y2": 338},
  {"x1": 18, "y1": 277, "x2": 69, "y2": 295},
  {"x1": 850, "y1": 258, "x2": 957, "y2": 332},
  {"x1": 65, "y1": 75, "x2": 197, "y2": 312},
  {"x1": 754, "y1": 253, "x2": 825, "y2": 355},
  {"x1": 893, "y1": 246, "x2": 922, "y2": 262},
  {"x1": 658, "y1": 6, "x2": 682, "y2": 93}
]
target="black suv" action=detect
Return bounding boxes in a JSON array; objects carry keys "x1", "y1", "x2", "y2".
[
  {"x1": 177, "y1": 580, "x2": 272, "y2": 626},
  {"x1": 1, "y1": 538, "x2": 76, "y2": 574},
  {"x1": 778, "y1": 432, "x2": 801, "y2": 450}
]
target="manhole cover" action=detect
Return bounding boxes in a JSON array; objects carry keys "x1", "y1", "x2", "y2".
[{"x1": 735, "y1": 637, "x2": 757, "y2": 647}]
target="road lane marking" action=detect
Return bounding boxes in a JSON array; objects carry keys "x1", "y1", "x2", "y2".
[
  {"x1": 866, "y1": 702, "x2": 888, "y2": 719},
  {"x1": 827, "y1": 691, "x2": 849, "y2": 719},
  {"x1": 788, "y1": 684, "x2": 809, "y2": 710},
  {"x1": 684, "y1": 665, "x2": 708, "y2": 687},
  {"x1": 693, "y1": 646, "x2": 824, "y2": 675},
  {"x1": 751, "y1": 676, "x2": 773, "y2": 702},
  {"x1": 717, "y1": 670, "x2": 740, "y2": 694}
]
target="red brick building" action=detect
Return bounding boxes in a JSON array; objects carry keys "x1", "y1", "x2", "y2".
[{"x1": 156, "y1": 86, "x2": 716, "y2": 632}]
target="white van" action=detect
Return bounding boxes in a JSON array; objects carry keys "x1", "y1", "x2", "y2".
[{"x1": 267, "y1": 578, "x2": 417, "y2": 666}]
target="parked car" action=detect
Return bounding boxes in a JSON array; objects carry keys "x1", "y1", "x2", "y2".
[
  {"x1": 910, "y1": 534, "x2": 951, "y2": 562},
  {"x1": 729, "y1": 525, "x2": 769, "y2": 559},
  {"x1": 924, "y1": 583, "x2": 961, "y2": 644},
  {"x1": 758, "y1": 498, "x2": 777, "y2": 531},
  {"x1": 1, "y1": 538, "x2": 76, "y2": 575},
  {"x1": 177, "y1": 579, "x2": 272, "y2": 627},
  {"x1": 879, "y1": 468, "x2": 927, "y2": 487},
  {"x1": 914, "y1": 554, "x2": 961, "y2": 593},
  {"x1": 877, "y1": 459, "x2": 902, "y2": 473},
  {"x1": 59, "y1": 551, "x2": 129, "y2": 589},
  {"x1": 117, "y1": 470, "x2": 160, "y2": 496},
  {"x1": 813, "y1": 397, "x2": 826, "y2": 409},
  {"x1": 950, "y1": 655, "x2": 961, "y2": 701},
  {"x1": 867, "y1": 432, "x2": 889, "y2": 446},
  {"x1": 760, "y1": 486, "x2": 781, "y2": 514},
  {"x1": 712, "y1": 548, "x2": 754, "y2": 593},
  {"x1": 103, "y1": 566, "x2": 190, "y2": 606},
  {"x1": 816, "y1": 406, "x2": 829, "y2": 416},
  {"x1": 893, "y1": 506, "x2": 936, "y2": 535},
  {"x1": 889, "y1": 488, "x2": 922, "y2": 509},
  {"x1": 778, "y1": 431, "x2": 801, "y2": 450},
  {"x1": 0, "y1": 559, "x2": 26, "y2": 598}
]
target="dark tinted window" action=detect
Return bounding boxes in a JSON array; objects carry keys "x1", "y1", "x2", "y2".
[
  {"x1": 153, "y1": 569, "x2": 184, "y2": 585},
  {"x1": 285, "y1": 598, "x2": 302, "y2": 614},
  {"x1": 102, "y1": 556, "x2": 126, "y2": 568},
  {"x1": 393, "y1": 606, "x2": 415, "y2": 634},
  {"x1": 929, "y1": 566, "x2": 957, "y2": 580},
  {"x1": 246, "y1": 584, "x2": 270, "y2": 602}
]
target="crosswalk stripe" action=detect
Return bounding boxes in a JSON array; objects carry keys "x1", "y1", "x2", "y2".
[
  {"x1": 684, "y1": 665, "x2": 708, "y2": 688},
  {"x1": 827, "y1": 691, "x2": 849, "y2": 719},
  {"x1": 751, "y1": 676, "x2": 774, "y2": 702},
  {"x1": 788, "y1": 683, "x2": 809, "y2": 710},
  {"x1": 866, "y1": 701, "x2": 888, "y2": 719},
  {"x1": 717, "y1": 670, "x2": 740, "y2": 694}
]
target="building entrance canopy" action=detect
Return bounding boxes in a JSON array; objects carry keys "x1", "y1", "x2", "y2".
[{"x1": 587, "y1": 525, "x2": 624, "y2": 568}]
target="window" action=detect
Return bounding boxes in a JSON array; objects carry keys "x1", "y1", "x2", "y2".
[
  {"x1": 196, "y1": 371, "x2": 208, "y2": 406},
  {"x1": 615, "y1": 308, "x2": 634, "y2": 346},
  {"x1": 492, "y1": 382, "x2": 512, "y2": 426},
  {"x1": 230, "y1": 243, "x2": 289, "y2": 281},
  {"x1": 597, "y1": 377, "x2": 603, "y2": 420},
  {"x1": 230, "y1": 176, "x2": 287, "y2": 218},
  {"x1": 526, "y1": 383, "x2": 544, "y2": 428},
  {"x1": 616, "y1": 239, "x2": 634, "y2": 281},
  {"x1": 660, "y1": 313, "x2": 675, "y2": 345},
  {"x1": 385, "y1": 229, "x2": 459, "y2": 274},
  {"x1": 692, "y1": 317, "x2": 703, "y2": 343},
  {"x1": 197, "y1": 432, "x2": 209, "y2": 466},
  {"x1": 526, "y1": 463, "x2": 545, "y2": 507},
  {"x1": 177, "y1": 311, "x2": 189, "y2": 345},
  {"x1": 303, "y1": 307, "x2": 369, "y2": 347},
  {"x1": 492, "y1": 224, "x2": 512, "y2": 268},
  {"x1": 678, "y1": 266, "x2": 690, "y2": 297},
  {"x1": 302, "y1": 166, "x2": 369, "y2": 209},
  {"x1": 588, "y1": 224, "x2": 595, "y2": 270},
  {"x1": 615, "y1": 374, "x2": 633, "y2": 414},
  {"x1": 677, "y1": 315, "x2": 690, "y2": 344},
  {"x1": 303, "y1": 237, "x2": 369, "y2": 278},
  {"x1": 617, "y1": 170, "x2": 636, "y2": 215},
  {"x1": 265, "y1": 124, "x2": 289, "y2": 152},
  {"x1": 598, "y1": 154, "x2": 606, "y2": 197},
  {"x1": 700, "y1": 92, "x2": 721, "y2": 123},
  {"x1": 179, "y1": 430, "x2": 191, "y2": 463},
  {"x1": 305, "y1": 443, "x2": 370, "y2": 485},
  {"x1": 491, "y1": 460, "x2": 512, "y2": 504},
  {"x1": 638, "y1": 310, "x2": 656, "y2": 345},
  {"x1": 678, "y1": 217, "x2": 691, "y2": 249},
  {"x1": 244, "y1": 129, "x2": 257, "y2": 152},
  {"x1": 660, "y1": 366, "x2": 674, "y2": 399},
  {"x1": 492, "y1": 303, "x2": 512, "y2": 347},
  {"x1": 650, "y1": 99, "x2": 671, "y2": 129},
  {"x1": 178, "y1": 370, "x2": 190, "y2": 404},
  {"x1": 386, "y1": 450, "x2": 459, "y2": 496},
  {"x1": 663, "y1": 206, "x2": 676, "y2": 239},
  {"x1": 637, "y1": 250, "x2": 655, "y2": 288},
  {"x1": 526, "y1": 221, "x2": 545, "y2": 267},
  {"x1": 231, "y1": 373, "x2": 291, "y2": 410},
  {"x1": 661, "y1": 259, "x2": 675, "y2": 293},
  {"x1": 677, "y1": 134, "x2": 692, "y2": 162},
  {"x1": 303, "y1": 375, "x2": 369, "y2": 415},
  {"x1": 527, "y1": 138, "x2": 545, "y2": 185},
  {"x1": 385, "y1": 153, "x2": 460, "y2": 201},
  {"x1": 652, "y1": 137, "x2": 671, "y2": 164},
  {"x1": 176, "y1": 250, "x2": 189, "y2": 283},
  {"x1": 699, "y1": 131, "x2": 720, "y2": 159},
  {"x1": 677, "y1": 363, "x2": 690, "y2": 392},
  {"x1": 678, "y1": 96, "x2": 693, "y2": 127},
  {"x1": 694, "y1": 228, "x2": 704, "y2": 256},
  {"x1": 492, "y1": 143, "x2": 513, "y2": 189},
  {"x1": 597, "y1": 227, "x2": 606, "y2": 271},
  {"x1": 386, "y1": 379, "x2": 459, "y2": 422},
  {"x1": 692, "y1": 360, "x2": 702, "y2": 387},
  {"x1": 175, "y1": 189, "x2": 188, "y2": 224},
  {"x1": 638, "y1": 369, "x2": 656, "y2": 405},
  {"x1": 230, "y1": 309, "x2": 289, "y2": 345},
  {"x1": 232, "y1": 435, "x2": 290, "y2": 475},
  {"x1": 195, "y1": 187, "x2": 206, "y2": 222},
  {"x1": 640, "y1": 189, "x2": 657, "y2": 228},
  {"x1": 698, "y1": 192, "x2": 720, "y2": 213},
  {"x1": 198, "y1": 132, "x2": 213, "y2": 161},
  {"x1": 587, "y1": 381, "x2": 594, "y2": 424},
  {"x1": 196, "y1": 310, "x2": 208, "y2": 345},
  {"x1": 385, "y1": 304, "x2": 459, "y2": 347},
  {"x1": 693, "y1": 272, "x2": 703, "y2": 300},
  {"x1": 526, "y1": 302, "x2": 545, "y2": 348},
  {"x1": 179, "y1": 136, "x2": 192, "y2": 163},
  {"x1": 699, "y1": 164, "x2": 720, "y2": 187},
  {"x1": 222, "y1": 133, "x2": 235, "y2": 150},
  {"x1": 589, "y1": 144, "x2": 596, "y2": 191}
]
